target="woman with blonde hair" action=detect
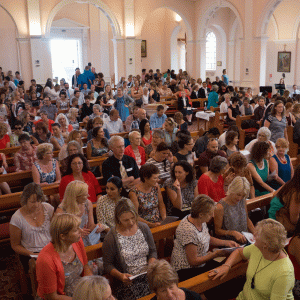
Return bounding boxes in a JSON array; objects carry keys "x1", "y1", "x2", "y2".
[
  {"x1": 214, "y1": 176, "x2": 255, "y2": 244},
  {"x1": 56, "y1": 181, "x2": 105, "y2": 246},
  {"x1": 67, "y1": 107, "x2": 80, "y2": 131},
  {"x1": 163, "y1": 117, "x2": 178, "y2": 147},
  {"x1": 73, "y1": 276, "x2": 115, "y2": 300},
  {"x1": 36, "y1": 213, "x2": 93, "y2": 299},
  {"x1": 55, "y1": 113, "x2": 73, "y2": 139},
  {"x1": 58, "y1": 130, "x2": 83, "y2": 161},
  {"x1": 210, "y1": 219, "x2": 295, "y2": 300},
  {"x1": 0, "y1": 122, "x2": 10, "y2": 149}
]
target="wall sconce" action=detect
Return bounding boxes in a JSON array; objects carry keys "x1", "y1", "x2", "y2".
[
  {"x1": 175, "y1": 14, "x2": 182, "y2": 22},
  {"x1": 126, "y1": 23, "x2": 135, "y2": 37}
]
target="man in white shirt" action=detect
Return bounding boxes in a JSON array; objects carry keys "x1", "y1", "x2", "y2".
[
  {"x1": 64, "y1": 82, "x2": 74, "y2": 100},
  {"x1": 103, "y1": 109, "x2": 124, "y2": 134},
  {"x1": 4, "y1": 76, "x2": 16, "y2": 92},
  {"x1": 220, "y1": 93, "x2": 231, "y2": 113},
  {"x1": 292, "y1": 85, "x2": 300, "y2": 96}
]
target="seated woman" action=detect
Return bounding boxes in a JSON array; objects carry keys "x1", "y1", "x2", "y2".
[
  {"x1": 198, "y1": 156, "x2": 227, "y2": 202},
  {"x1": 50, "y1": 123, "x2": 64, "y2": 151},
  {"x1": 124, "y1": 131, "x2": 146, "y2": 169},
  {"x1": 86, "y1": 116, "x2": 110, "y2": 141},
  {"x1": 269, "y1": 138, "x2": 294, "y2": 190},
  {"x1": 220, "y1": 130, "x2": 239, "y2": 156},
  {"x1": 177, "y1": 89, "x2": 193, "y2": 125},
  {"x1": 36, "y1": 213, "x2": 93, "y2": 299},
  {"x1": 287, "y1": 220, "x2": 300, "y2": 299},
  {"x1": 0, "y1": 122, "x2": 10, "y2": 149},
  {"x1": 55, "y1": 113, "x2": 73, "y2": 140},
  {"x1": 58, "y1": 129, "x2": 83, "y2": 161},
  {"x1": 174, "y1": 111, "x2": 188, "y2": 132},
  {"x1": 20, "y1": 111, "x2": 35, "y2": 135},
  {"x1": 60, "y1": 141, "x2": 83, "y2": 174},
  {"x1": 214, "y1": 176, "x2": 255, "y2": 244},
  {"x1": 163, "y1": 117, "x2": 178, "y2": 147},
  {"x1": 103, "y1": 199, "x2": 157, "y2": 300},
  {"x1": 59, "y1": 153, "x2": 102, "y2": 203},
  {"x1": 139, "y1": 119, "x2": 152, "y2": 147},
  {"x1": 145, "y1": 142, "x2": 172, "y2": 185},
  {"x1": 73, "y1": 276, "x2": 115, "y2": 300},
  {"x1": 171, "y1": 194, "x2": 238, "y2": 282},
  {"x1": 147, "y1": 259, "x2": 203, "y2": 300},
  {"x1": 10, "y1": 183, "x2": 53, "y2": 273},
  {"x1": 245, "y1": 126, "x2": 276, "y2": 158},
  {"x1": 164, "y1": 161, "x2": 198, "y2": 219},
  {"x1": 88, "y1": 104, "x2": 109, "y2": 123},
  {"x1": 31, "y1": 122, "x2": 51, "y2": 145},
  {"x1": 32, "y1": 143, "x2": 61, "y2": 186},
  {"x1": 86, "y1": 126, "x2": 109, "y2": 160},
  {"x1": 56, "y1": 181, "x2": 105, "y2": 246},
  {"x1": 173, "y1": 134, "x2": 196, "y2": 166},
  {"x1": 226, "y1": 97, "x2": 240, "y2": 125},
  {"x1": 248, "y1": 141, "x2": 275, "y2": 197},
  {"x1": 223, "y1": 152, "x2": 255, "y2": 198},
  {"x1": 68, "y1": 107, "x2": 80, "y2": 131},
  {"x1": 209, "y1": 219, "x2": 295, "y2": 300},
  {"x1": 269, "y1": 166, "x2": 300, "y2": 236},
  {"x1": 129, "y1": 164, "x2": 166, "y2": 228},
  {"x1": 56, "y1": 90, "x2": 69, "y2": 110},
  {"x1": 145, "y1": 129, "x2": 164, "y2": 159},
  {"x1": 96, "y1": 176, "x2": 129, "y2": 231}
]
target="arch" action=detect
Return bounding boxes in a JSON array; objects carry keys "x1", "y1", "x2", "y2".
[
  {"x1": 0, "y1": 4, "x2": 20, "y2": 38},
  {"x1": 211, "y1": 24, "x2": 227, "y2": 69},
  {"x1": 256, "y1": 0, "x2": 283, "y2": 37},
  {"x1": 197, "y1": 0, "x2": 244, "y2": 40},
  {"x1": 170, "y1": 25, "x2": 182, "y2": 73},
  {"x1": 292, "y1": 14, "x2": 300, "y2": 40},
  {"x1": 44, "y1": 0, "x2": 121, "y2": 38},
  {"x1": 270, "y1": 14, "x2": 279, "y2": 40},
  {"x1": 229, "y1": 18, "x2": 240, "y2": 42}
]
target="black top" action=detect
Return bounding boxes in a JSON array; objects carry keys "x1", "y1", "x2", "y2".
[
  {"x1": 80, "y1": 102, "x2": 94, "y2": 120},
  {"x1": 227, "y1": 105, "x2": 240, "y2": 120},
  {"x1": 179, "y1": 122, "x2": 188, "y2": 132},
  {"x1": 150, "y1": 288, "x2": 203, "y2": 300},
  {"x1": 102, "y1": 154, "x2": 139, "y2": 184}
]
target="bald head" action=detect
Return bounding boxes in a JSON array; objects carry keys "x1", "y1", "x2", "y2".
[
  {"x1": 207, "y1": 139, "x2": 219, "y2": 154},
  {"x1": 138, "y1": 109, "x2": 146, "y2": 121}
]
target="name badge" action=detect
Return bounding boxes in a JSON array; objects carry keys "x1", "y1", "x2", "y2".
[{"x1": 126, "y1": 168, "x2": 133, "y2": 172}]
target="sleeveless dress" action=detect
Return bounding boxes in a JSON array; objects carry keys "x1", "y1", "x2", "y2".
[
  {"x1": 34, "y1": 159, "x2": 57, "y2": 184},
  {"x1": 249, "y1": 159, "x2": 269, "y2": 197},
  {"x1": 115, "y1": 96, "x2": 129, "y2": 122},
  {"x1": 53, "y1": 135, "x2": 65, "y2": 147},
  {"x1": 269, "y1": 154, "x2": 292, "y2": 190},
  {"x1": 87, "y1": 140, "x2": 108, "y2": 157}
]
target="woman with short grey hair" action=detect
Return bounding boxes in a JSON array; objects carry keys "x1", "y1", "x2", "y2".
[
  {"x1": 145, "y1": 129, "x2": 165, "y2": 158},
  {"x1": 198, "y1": 156, "x2": 228, "y2": 202}
]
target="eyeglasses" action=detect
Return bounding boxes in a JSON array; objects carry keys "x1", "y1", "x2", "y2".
[{"x1": 71, "y1": 162, "x2": 83, "y2": 166}]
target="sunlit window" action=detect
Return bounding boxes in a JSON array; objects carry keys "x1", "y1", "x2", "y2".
[{"x1": 206, "y1": 31, "x2": 216, "y2": 70}]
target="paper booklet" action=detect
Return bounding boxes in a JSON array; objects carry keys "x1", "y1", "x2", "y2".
[
  {"x1": 160, "y1": 216, "x2": 179, "y2": 226},
  {"x1": 129, "y1": 272, "x2": 147, "y2": 281},
  {"x1": 88, "y1": 225, "x2": 101, "y2": 245}
]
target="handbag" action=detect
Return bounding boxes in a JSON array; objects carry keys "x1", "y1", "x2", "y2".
[{"x1": 275, "y1": 197, "x2": 296, "y2": 236}]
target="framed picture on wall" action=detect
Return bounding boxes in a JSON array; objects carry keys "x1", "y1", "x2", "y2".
[
  {"x1": 141, "y1": 40, "x2": 147, "y2": 57},
  {"x1": 277, "y1": 51, "x2": 291, "y2": 73}
]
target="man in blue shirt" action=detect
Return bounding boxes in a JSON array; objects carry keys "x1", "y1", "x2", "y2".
[{"x1": 150, "y1": 105, "x2": 167, "y2": 129}]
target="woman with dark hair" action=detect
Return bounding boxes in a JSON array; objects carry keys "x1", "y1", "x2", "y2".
[
  {"x1": 32, "y1": 121, "x2": 51, "y2": 144},
  {"x1": 173, "y1": 134, "x2": 195, "y2": 166},
  {"x1": 226, "y1": 97, "x2": 240, "y2": 125},
  {"x1": 43, "y1": 79, "x2": 59, "y2": 100},
  {"x1": 96, "y1": 176, "x2": 129, "y2": 230},
  {"x1": 86, "y1": 117, "x2": 110, "y2": 141},
  {"x1": 86, "y1": 126, "x2": 109, "y2": 160},
  {"x1": 269, "y1": 165, "x2": 300, "y2": 236},
  {"x1": 174, "y1": 111, "x2": 188, "y2": 132},
  {"x1": 139, "y1": 119, "x2": 152, "y2": 147},
  {"x1": 164, "y1": 161, "x2": 198, "y2": 218},
  {"x1": 220, "y1": 130, "x2": 239, "y2": 156},
  {"x1": 287, "y1": 219, "x2": 300, "y2": 299},
  {"x1": 59, "y1": 153, "x2": 102, "y2": 203},
  {"x1": 264, "y1": 100, "x2": 288, "y2": 143},
  {"x1": 248, "y1": 141, "x2": 274, "y2": 197},
  {"x1": 56, "y1": 90, "x2": 69, "y2": 110},
  {"x1": 129, "y1": 164, "x2": 166, "y2": 228}
]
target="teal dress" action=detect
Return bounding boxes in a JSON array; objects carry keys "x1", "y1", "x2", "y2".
[
  {"x1": 268, "y1": 196, "x2": 284, "y2": 219},
  {"x1": 249, "y1": 159, "x2": 269, "y2": 197},
  {"x1": 207, "y1": 91, "x2": 219, "y2": 109}
]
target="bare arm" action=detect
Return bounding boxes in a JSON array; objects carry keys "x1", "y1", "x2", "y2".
[
  {"x1": 269, "y1": 157, "x2": 285, "y2": 186},
  {"x1": 289, "y1": 194, "x2": 300, "y2": 225},
  {"x1": 86, "y1": 141, "x2": 93, "y2": 160},
  {"x1": 165, "y1": 185, "x2": 182, "y2": 210},
  {"x1": 157, "y1": 186, "x2": 166, "y2": 220},
  {"x1": 9, "y1": 224, "x2": 34, "y2": 256},
  {"x1": 44, "y1": 292, "x2": 72, "y2": 300},
  {"x1": 50, "y1": 137, "x2": 62, "y2": 151},
  {"x1": 32, "y1": 164, "x2": 41, "y2": 184},
  {"x1": 227, "y1": 108, "x2": 235, "y2": 121},
  {"x1": 54, "y1": 160, "x2": 61, "y2": 183}
]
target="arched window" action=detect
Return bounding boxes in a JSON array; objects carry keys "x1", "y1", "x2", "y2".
[{"x1": 206, "y1": 31, "x2": 216, "y2": 70}]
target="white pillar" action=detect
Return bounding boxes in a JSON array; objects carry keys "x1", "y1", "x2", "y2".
[
  {"x1": 257, "y1": 35, "x2": 269, "y2": 87},
  {"x1": 17, "y1": 38, "x2": 33, "y2": 88},
  {"x1": 199, "y1": 38, "x2": 206, "y2": 81},
  {"x1": 27, "y1": 0, "x2": 42, "y2": 35},
  {"x1": 227, "y1": 40, "x2": 235, "y2": 85},
  {"x1": 125, "y1": 37, "x2": 136, "y2": 77},
  {"x1": 186, "y1": 40, "x2": 195, "y2": 78},
  {"x1": 98, "y1": 10, "x2": 110, "y2": 75},
  {"x1": 112, "y1": 38, "x2": 126, "y2": 82}
]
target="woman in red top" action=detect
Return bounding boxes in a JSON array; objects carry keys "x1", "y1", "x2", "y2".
[
  {"x1": 36, "y1": 214, "x2": 92, "y2": 299},
  {"x1": 139, "y1": 119, "x2": 152, "y2": 147},
  {"x1": 198, "y1": 156, "x2": 228, "y2": 202},
  {"x1": 124, "y1": 131, "x2": 146, "y2": 169},
  {"x1": 59, "y1": 153, "x2": 102, "y2": 203},
  {"x1": 287, "y1": 220, "x2": 300, "y2": 299},
  {"x1": 0, "y1": 123, "x2": 10, "y2": 149}
]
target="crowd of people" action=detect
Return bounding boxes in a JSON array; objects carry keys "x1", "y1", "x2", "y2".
[{"x1": 1, "y1": 65, "x2": 300, "y2": 299}]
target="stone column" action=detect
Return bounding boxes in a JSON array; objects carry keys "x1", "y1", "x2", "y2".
[{"x1": 112, "y1": 37, "x2": 126, "y2": 82}]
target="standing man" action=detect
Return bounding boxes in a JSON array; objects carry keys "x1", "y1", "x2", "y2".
[{"x1": 72, "y1": 68, "x2": 80, "y2": 89}]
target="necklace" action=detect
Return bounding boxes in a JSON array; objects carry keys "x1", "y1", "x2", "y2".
[
  {"x1": 251, "y1": 251, "x2": 281, "y2": 289},
  {"x1": 277, "y1": 155, "x2": 287, "y2": 164}
]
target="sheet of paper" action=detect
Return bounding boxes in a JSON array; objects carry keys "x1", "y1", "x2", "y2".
[
  {"x1": 30, "y1": 254, "x2": 38, "y2": 258},
  {"x1": 160, "y1": 216, "x2": 179, "y2": 226},
  {"x1": 88, "y1": 225, "x2": 101, "y2": 245},
  {"x1": 107, "y1": 99, "x2": 115, "y2": 105},
  {"x1": 213, "y1": 256, "x2": 226, "y2": 263},
  {"x1": 242, "y1": 232, "x2": 255, "y2": 244},
  {"x1": 129, "y1": 272, "x2": 147, "y2": 281}
]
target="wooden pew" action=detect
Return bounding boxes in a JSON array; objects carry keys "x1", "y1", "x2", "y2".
[
  {"x1": 213, "y1": 111, "x2": 228, "y2": 134},
  {"x1": 236, "y1": 115, "x2": 258, "y2": 150},
  {"x1": 138, "y1": 261, "x2": 248, "y2": 300}
]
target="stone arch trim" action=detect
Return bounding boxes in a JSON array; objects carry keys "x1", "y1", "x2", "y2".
[
  {"x1": 256, "y1": 0, "x2": 283, "y2": 37},
  {"x1": 0, "y1": 4, "x2": 20, "y2": 38},
  {"x1": 292, "y1": 14, "x2": 300, "y2": 40},
  {"x1": 44, "y1": 0, "x2": 121, "y2": 38},
  {"x1": 198, "y1": 0, "x2": 244, "y2": 40}
]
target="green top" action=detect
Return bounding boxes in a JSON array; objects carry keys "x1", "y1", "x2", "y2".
[
  {"x1": 237, "y1": 244, "x2": 295, "y2": 300},
  {"x1": 249, "y1": 159, "x2": 269, "y2": 197},
  {"x1": 268, "y1": 196, "x2": 284, "y2": 220}
]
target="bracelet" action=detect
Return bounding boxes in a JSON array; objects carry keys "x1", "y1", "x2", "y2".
[{"x1": 223, "y1": 264, "x2": 231, "y2": 269}]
